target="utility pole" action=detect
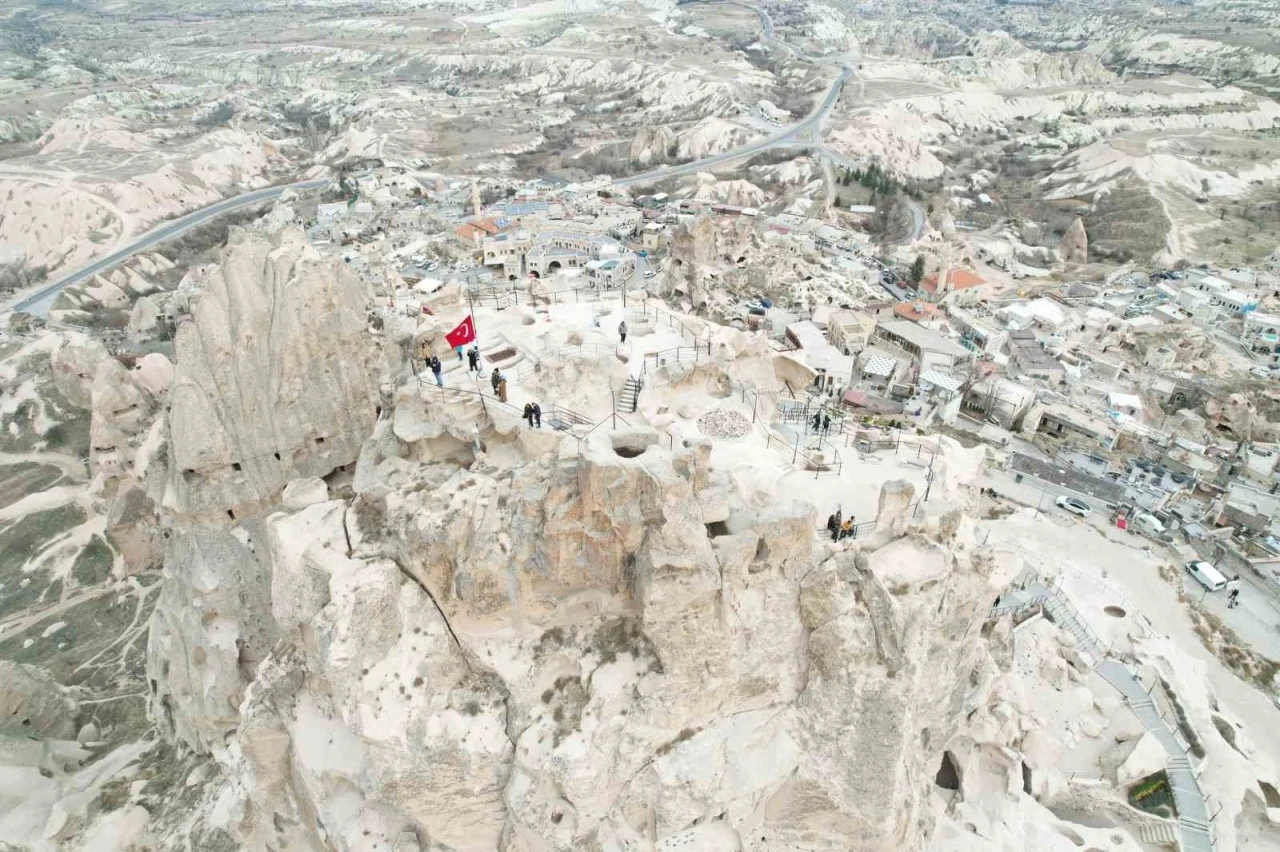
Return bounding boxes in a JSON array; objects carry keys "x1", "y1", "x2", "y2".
[{"x1": 924, "y1": 442, "x2": 936, "y2": 501}]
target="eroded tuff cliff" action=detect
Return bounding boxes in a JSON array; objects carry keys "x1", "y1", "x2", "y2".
[
  {"x1": 164, "y1": 225, "x2": 383, "y2": 523},
  {"x1": 135, "y1": 226, "x2": 1005, "y2": 849},
  {"x1": 145, "y1": 373, "x2": 1002, "y2": 851},
  {"x1": 145, "y1": 226, "x2": 385, "y2": 755}
]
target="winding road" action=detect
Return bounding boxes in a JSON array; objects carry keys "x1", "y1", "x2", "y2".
[
  {"x1": 612, "y1": 62, "x2": 853, "y2": 188},
  {"x1": 7, "y1": 4, "x2": 905, "y2": 320},
  {"x1": 10, "y1": 177, "x2": 330, "y2": 317},
  {"x1": 614, "y1": 0, "x2": 857, "y2": 188}
]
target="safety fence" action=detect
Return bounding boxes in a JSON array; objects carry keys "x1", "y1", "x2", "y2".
[{"x1": 415, "y1": 376, "x2": 677, "y2": 452}]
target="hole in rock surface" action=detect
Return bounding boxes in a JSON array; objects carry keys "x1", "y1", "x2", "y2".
[
  {"x1": 935, "y1": 751, "x2": 960, "y2": 791},
  {"x1": 1103, "y1": 605, "x2": 1126, "y2": 618}
]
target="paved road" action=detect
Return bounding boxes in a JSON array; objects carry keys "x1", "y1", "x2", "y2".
[
  {"x1": 10, "y1": 177, "x2": 331, "y2": 317},
  {"x1": 613, "y1": 62, "x2": 853, "y2": 188},
  {"x1": 613, "y1": 1, "x2": 854, "y2": 188}
]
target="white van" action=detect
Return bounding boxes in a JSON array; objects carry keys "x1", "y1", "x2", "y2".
[
  {"x1": 1185, "y1": 560, "x2": 1228, "y2": 592},
  {"x1": 1131, "y1": 513, "x2": 1167, "y2": 540}
]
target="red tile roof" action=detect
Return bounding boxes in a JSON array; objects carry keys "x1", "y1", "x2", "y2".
[
  {"x1": 894, "y1": 301, "x2": 939, "y2": 323},
  {"x1": 920, "y1": 268, "x2": 985, "y2": 294}
]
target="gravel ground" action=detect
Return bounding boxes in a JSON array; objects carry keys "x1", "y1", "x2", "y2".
[{"x1": 697, "y1": 408, "x2": 752, "y2": 439}]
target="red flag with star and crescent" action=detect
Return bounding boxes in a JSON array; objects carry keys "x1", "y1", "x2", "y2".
[{"x1": 445, "y1": 314, "x2": 476, "y2": 349}]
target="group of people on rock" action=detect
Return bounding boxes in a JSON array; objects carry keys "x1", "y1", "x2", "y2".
[
  {"x1": 825, "y1": 507, "x2": 857, "y2": 541},
  {"x1": 489, "y1": 367, "x2": 508, "y2": 402},
  {"x1": 427, "y1": 344, "x2": 484, "y2": 387}
]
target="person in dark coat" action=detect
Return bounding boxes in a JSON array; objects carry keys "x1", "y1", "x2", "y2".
[
  {"x1": 429, "y1": 355, "x2": 442, "y2": 387},
  {"x1": 531, "y1": 402, "x2": 542, "y2": 428},
  {"x1": 829, "y1": 508, "x2": 842, "y2": 541},
  {"x1": 619, "y1": 320, "x2": 627, "y2": 343},
  {"x1": 467, "y1": 345, "x2": 480, "y2": 373},
  {"x1": 523, "y1": 403, "x2": 534, "y2": 426},
  {"x1": 490, "y1": 368, "x2": 502, "y2": 394},
  {"x1": 822, "y1": 413, "x2": 831, "y2": 433},
  {"x1": 812, "y1": 411, "x2": 822, "y2": 431}
]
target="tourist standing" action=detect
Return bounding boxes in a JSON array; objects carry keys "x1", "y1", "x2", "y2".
[
  {"x1": 430, "y1": 355, "x2": 442, "y2": 387},
  {"x1": 619, "y1": 320, "x2": 627, "y2": 343},
  {"x1": 490, "y1": 368, "x2": 502, "y2": 395},
  {"x1": 468, "y1": 345, "x2": 480, "y2": 373},
  {"x1": 532, "y1": 402, "x2": 542, "y2": 428}
]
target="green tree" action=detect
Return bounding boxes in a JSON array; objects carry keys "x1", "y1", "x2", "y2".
[{"x1": 909, "y1": 254, "x2": 926, "y2": 286}]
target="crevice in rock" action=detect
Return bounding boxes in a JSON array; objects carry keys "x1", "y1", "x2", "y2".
[
  {"x1": 390, "y1": 557, "x2": 468, "y2": 669},
  {"x1": 341, "y1": 503, "x2": 354, "y2": 558}
]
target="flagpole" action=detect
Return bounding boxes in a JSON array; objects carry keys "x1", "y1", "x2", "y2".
[{"x1": 467, "y1": 288, "x2": 479, "y2": 347}]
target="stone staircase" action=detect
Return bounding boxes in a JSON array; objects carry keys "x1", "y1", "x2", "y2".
[
  {"x1": 617, "y1": 375, "x2": 642, "y2": 414},
  {"x1": 1139, "y1": 821, "x2": 1178, "y2": 845},
  {"x1": 990, "y1": 564, "x2": 1217, "y2": 852}
]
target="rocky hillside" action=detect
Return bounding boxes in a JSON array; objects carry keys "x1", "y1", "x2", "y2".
[{"x1": 0, "y1": 210, "x2": 1026, "y2": 851}]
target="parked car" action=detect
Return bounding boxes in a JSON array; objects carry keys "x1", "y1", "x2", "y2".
[
  {"x1": 1185, "y1": 560, "x2": 1228, "y2": 592},
  {"x1": 1055, "y1": 495, "x2": 1092, "y2": 518},
  {"x1": 643, "y1": 270, "x2": 657, "y2": 279},
  {"x1": 1131, "y1": 512, "x2": 1168, "y2": 540}
]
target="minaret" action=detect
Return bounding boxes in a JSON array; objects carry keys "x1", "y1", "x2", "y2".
[{"x1": 472, "y1": 181, "x2": 482, "y2": 219}]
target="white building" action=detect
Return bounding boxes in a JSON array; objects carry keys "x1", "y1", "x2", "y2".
[
  {"x1": 1242, "y1": 311, "x2": 1280, "y2": 363},
  {"x1": 785, "y1": 320, "x2": 855, "y2": 395},
  {"x1": 1107, "y1": 392, "x2": 1143, "y2": 419},
  {"x1": 317, "y1": 202, "x2": 347, "y2": 222}
]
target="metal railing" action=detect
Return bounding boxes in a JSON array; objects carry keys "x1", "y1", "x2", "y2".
[
  {"x1": 465, "y1": 283, "x2": 627, "y2": 310},
  {"x1": 764, "y1": 428, "x2": 843, "y2": 477},
  {"x1": 417, "y1": 374, "x2": 650, "y2": 451},
  {"x1": 415, "y1": 378, "x2": 532, "y2": 423},
  {"x1": 637, "y1": 343, "x2": 711, "y2": 376},
  {"x1": 546, "y1": 404, "x2": 593, "y2": 429},
  {"x1": 627, "y1": 298, "x2": 712, "y2": 346}
]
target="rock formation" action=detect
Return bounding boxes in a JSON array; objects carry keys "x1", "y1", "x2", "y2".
[
  {"x1": 0, "y1": 662, "x2": 79, "y2": 739},
  {"x1": 128, "y1": 222, "x2": 1015, "y2": 852},
  {"x1": 146, "y1": 226, "x2": 385, "y2": 755},
  {"x1": 49, "y1": 334, "x2": 109, "y2": 409},
  {"x1": 147, "y1": 342, "x2": 1003, "y2": 852},
  {"x1": 630, "y1": 125, "x2": 677, "y2": 166},
  {"x1": 1060, "y1": 216, "x2": 1088, "y2": 265},
  {"x1": 164, "y1": 225, "x2": 383, "y2": 521}
]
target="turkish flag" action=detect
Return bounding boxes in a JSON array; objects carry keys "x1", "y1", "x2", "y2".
[{"x1": 445, "y1": 314, "x2": 476, "y2": 349}]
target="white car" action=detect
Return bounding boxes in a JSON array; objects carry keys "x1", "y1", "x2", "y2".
[
  {"x1": 643, "y1": 270, "x2": 657, "y2": 279},
  {"x1": 458, "y1": 263, "x2": 470, "y2": 271},
  {"x1": 427, "y1": 262, "x2": 439, "y2": 271},
  {"x1": 1185, "y1": 560, "x2": 1228, "y2": 592},
  {"x1": 1055, "y1": 496, "x2": 1092, "y2": 518}
]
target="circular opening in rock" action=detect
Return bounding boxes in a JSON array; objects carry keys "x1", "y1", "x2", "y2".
[{"x1": 1103, "y1": 605, "x2": 1126, "y2": 618}]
